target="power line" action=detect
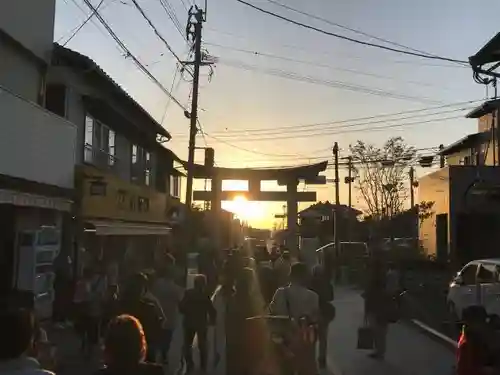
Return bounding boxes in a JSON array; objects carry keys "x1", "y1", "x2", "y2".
[
  {"x1": 203, "y1": 114, "x2": 465, "y2": 143},
  {"x1": 158, "y1": 0, "x2": 187, "y2": 40},
  {"x1": 220, "y1": 59, "x2": 442, "y2": 104},
  {"x1": 217, "y1": 147, "x2": 440, "y2": 165},
  {"x1": 205, "y1": 28, "x2": 470, "y2": 69},
  {"x1": 160, "y1": 66, "x2": 182, "y2": 125},
  {"x1": 234, "y1": 0, "x2": 469, "y2": 65},
  {"x1": 190, "y1": 107, "x2": 472, "y2": 139},
  {"x1": 130, "y1": 0, "x2": 192, "y2": 75},
  {"x1": 82, "y1": 0, "x2": 188, "y2": 111},
  {"x1": 208, "y1": 42, "x2": 458, "y2": 90},
  {"x1": 203, "y1": 133, "x2": 316, "y2": 157},
  {"x1": 62, "y1": 0, "x2": 105, "y2": 46},
  {"x1": 262, "y1": 0, "x2": 446, "y2": 59},
  {"x1": 175, "y1": 99, "x2": 481, "y2": 136}
]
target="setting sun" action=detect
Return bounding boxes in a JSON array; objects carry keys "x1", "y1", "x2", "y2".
[{"x1": 222, "y1": 195, "x2": 265, "y2": 221}]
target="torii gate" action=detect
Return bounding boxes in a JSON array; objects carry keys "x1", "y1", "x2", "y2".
[{"x1": 191, "y1": 161, "x2": 328, "y2": 251}]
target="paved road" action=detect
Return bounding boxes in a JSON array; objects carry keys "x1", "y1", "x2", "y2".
[
  {"x1": 51, "y1": 279, "x2": 456, "y2": 375},
  {"x1": 328, "y1": 287, "x2": 455, "y2": 375}
]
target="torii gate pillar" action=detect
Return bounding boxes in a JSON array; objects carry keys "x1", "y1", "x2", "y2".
[{"x1": 286, "y1": 180, "x2": 299, "y2": 253}]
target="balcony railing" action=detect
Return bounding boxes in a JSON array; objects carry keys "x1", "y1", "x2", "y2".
[
  {"x1": 0, "y1": 85, "x2": 76, "y2": 189},
  {"x1": 84, "y1": 143, "x2": 119, "y2": 170}
]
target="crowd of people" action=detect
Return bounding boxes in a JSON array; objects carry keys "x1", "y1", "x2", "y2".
[{"x1": 5, "y1": 245, "x2": 500, "y2": 375}]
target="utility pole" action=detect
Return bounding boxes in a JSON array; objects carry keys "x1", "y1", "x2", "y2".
[
  {"x1": 184, "y1": 7, "x2": 204, "y2": 209},
  {"x1": 409, "y1": 166, "x2": 415, "y2": 208},
  {"x1": 346, "y1": 156, "x2": 353, "y2": 208},
  {"x1": 332, "y1": 142, "x2": 340, "y2": 281},
  {"x1": 439, "y1": 144, "x2": 445, "y2": 168},
  {"x1": 345, "y1": 156, "x2": 354, "y2": 242}
]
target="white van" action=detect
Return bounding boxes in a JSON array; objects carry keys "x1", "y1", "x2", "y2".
[{"x1": 447, "y1": 258, "x2": 500, "y2": 321}]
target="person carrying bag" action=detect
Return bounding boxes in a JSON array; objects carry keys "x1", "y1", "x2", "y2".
[{"x1": 269, "y1": 263, "x2": 319, "y2": 375}]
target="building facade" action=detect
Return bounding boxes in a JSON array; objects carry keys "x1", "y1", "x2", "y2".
[
  {"x1": 45, "y1": 45, "x2": 183, "y2": 280},
  {"x1": 419, "y1": 99, "x2": 500, "y2": 266},
  {"x1": 0, "y1": 0, "x2": 77, "y2": 317}
]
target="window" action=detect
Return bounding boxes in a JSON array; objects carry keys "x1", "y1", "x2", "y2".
[
  {"x1": 131, "y1": 145, "x2": 153, "y2": 186},
  {"x1": 170, "y1": 175, "x2": 180, "y2": 198},
  {"x1": 145, "y1": 152, "x2": 151, "y2": 186},
  {"x1": 45, "y1": 84, "x2": 66, "y2": 117},
  {"x1": 84, "y1": 114, "x2": 117, "y2": 167},
  {"x1": 84, "y1": 116, "x2": 93, "y2": 163},
  {"x1": 477, "y1": 264, "x2": 497, "y2": 284},
  {"x1": 461, "y1": 264, "x2": 478, "y2": 285},
  {"x1": 108, "y1": 130, "x2": 116, "y2": 166},
  {"x1": 132, "y1": 145, "x2": 138, "y2": 165}
]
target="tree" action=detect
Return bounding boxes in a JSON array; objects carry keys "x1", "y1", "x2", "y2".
[
  {"x1": 349, "y1": 136, "x2": 416, "y2": 220},
  {"x1": 417, "y1": 200, "x2": 435, "y2": 227}
]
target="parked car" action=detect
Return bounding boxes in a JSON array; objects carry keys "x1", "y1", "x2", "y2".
[{"x1": 447, "y1": 258, "x2": 500, "y2": 322}]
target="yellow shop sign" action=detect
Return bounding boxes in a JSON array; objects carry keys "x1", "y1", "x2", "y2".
[{"x1": 78, "y1": 165, "x2": 168, "y2": 223}]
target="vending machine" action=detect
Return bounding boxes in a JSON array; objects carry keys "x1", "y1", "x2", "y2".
[{"x1": 16, "y1": 226, "x2": 61, "y2": 320}]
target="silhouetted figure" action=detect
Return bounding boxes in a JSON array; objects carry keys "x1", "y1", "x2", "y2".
[
  {"x1": 0, "y1": 308, "x2": 54, "y2": 375},
  {"x1": 363, "y1": 258, "x2": 389, "y2": 360},
  {"x1": 152, "y1": 266, "x2": 184, "y2": 364},
  {"x1": 179, "y1": 274, "x2": 216, "y2": 373},
  {"x1": 97, "y1": 314, "x2": 163, "y2": 375},
  {"x1": 226, "y1": 268, "x2": 265, "y2": 375},
  {"x1": 118, "y1": 273, "x2": 164, "y2": 362},
  {"x1": 310, "y1": 264, "x2": 334, "y2": 369}
]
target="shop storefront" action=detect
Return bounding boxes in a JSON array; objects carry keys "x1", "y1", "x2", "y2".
[
  {"x1": 76, "y1": 165, "x2": 173, "y2": 281},
  {"x1": 0, "y1": 188, "x2": 72, "y2": 319}
]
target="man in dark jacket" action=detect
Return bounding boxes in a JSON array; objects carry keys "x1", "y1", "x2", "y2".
[
  {"x1": 118, "y1": 273, "x2": 164, "y2": 363},
  {"x1": 179, "y1": 274, "x2": 216, "y2": 372}
]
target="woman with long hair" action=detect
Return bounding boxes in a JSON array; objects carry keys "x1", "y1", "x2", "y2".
[{"x1": 97, "y1": 314, "x2": 163, "y2": 375}]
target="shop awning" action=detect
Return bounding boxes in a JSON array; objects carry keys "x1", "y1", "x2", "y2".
[{"x1": 85, "y1": 220, "x2": 171, "y2": 236}]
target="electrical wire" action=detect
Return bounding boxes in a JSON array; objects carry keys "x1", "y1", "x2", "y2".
[
  {"x1": 160, "y1": 66, "x2": 182, "y2": 125},
  {"x1": 62, "y1": 0, "x2": 105, "y2": 46},
  {"x1": 205, "y1": 27, "x2": 470, "y2": 69},
  {"x1": 130, "y1": 0, "x2": 193, "y2": 76},
  {"x1": 262, "y1": 0, "x2": 448, "y2": 59},
  {"x1": 178, "y1": 0, "x2": 189, "y2": 11},
  {"x1": 172, "y1": 99, "x2": 481, "y2": 138},
  {"x1": 203, "y1": 133, "x2": 316, "y2": 157},
  {"x1": 82, "y1": 0, "x2": 188, "y2": 111},
  {"x1": 220, "y1": 59, "x2": 442, "y2": 104},
  {"x1": 186, "y1": 107, "x2": 473, "y2": 139},
  {"x1": 218, "y1": 147, "x2": 440, "y2": 164},
  {"x1": 207, "y1": 42, "x2": 462, "y2": 90},
  {"x1": 158, "y1": 0, "x2": 187, "y2": 40},
  {"x1": 202, "y1": 114, "x2": 465, "y2": 143},
  {"x1": 234, "y1": 0, "x2": 468, "y2": 65}
]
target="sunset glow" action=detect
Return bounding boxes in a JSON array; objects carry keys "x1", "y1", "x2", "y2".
[{"x1": 222, "y1": 194, "x2": 266, "y2": 221}]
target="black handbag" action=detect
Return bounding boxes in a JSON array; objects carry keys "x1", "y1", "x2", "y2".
[{"x1": 356, "y1": 316, "x2": 374, "y2": 350}]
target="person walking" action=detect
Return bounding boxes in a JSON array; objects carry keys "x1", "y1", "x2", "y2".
[
  {"x1": 225, "y1": 267, "x2": 264, "y2": 375},
  {"x1": 73, "y1": 267, "x2": 104, "y2": 358},
  {"x1": 310, "y1": 264, "x2": 334, "y2": 369},
  {"x1": 118, "y1": 273, "x2": 164, "y2": 363},
  {"x1": 0, "y1": 308, "x2": 54, "y2": 375},
  {"x1": 152, "y1": 266, "x2": 184, "y2": 365},
  {"x1": 97, "y1": 314, "x2": 163, "y2": 375},
  {"x1": 179, "y1": 274, "x2": 216, "y2": 373},
  {"x1": 363, "y1": 257, "x2": 390, "y2": 360},
  {"x1": 269, "y1": 262, "x2": 319, "y2": 375}
]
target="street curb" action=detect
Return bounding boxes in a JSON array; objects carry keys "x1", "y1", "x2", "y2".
[{"x1": 404, "y1": 318, "x2": 457, "y2": 351}]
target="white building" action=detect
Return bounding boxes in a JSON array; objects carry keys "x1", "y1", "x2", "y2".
[{"x1": 0, "y1": 1, "x2": 77, "y2": 313}]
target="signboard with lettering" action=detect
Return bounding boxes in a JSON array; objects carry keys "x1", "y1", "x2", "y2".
[{"x1": 78, "y1": 165, "x2": 168, "y2": 223}]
